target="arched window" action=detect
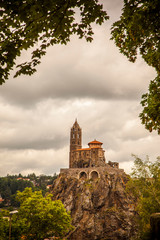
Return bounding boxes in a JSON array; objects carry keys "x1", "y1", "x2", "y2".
[
  {"x1": 79, "y1": 171, "x2": 87, "y2": 180},
  {"x1": 90, "y1": 171, "x2": 99, "y2": 180}
]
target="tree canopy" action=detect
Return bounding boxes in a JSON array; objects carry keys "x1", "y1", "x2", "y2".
[
  {"x1": 0, "y1": 173, "x2": 58, "y2": 208},
  {"x1": 111, "y1": 0, "x2": 160, "y2": 73},
  {"x1": 0, "y1": 0, "x2": 108, "y2": 84},
  {"x1": 139, "y1": 76, "x2": 160, "y2": 134},
  {"x1": 16, "y1": 188, "x2": 73, "y2": 239},
  {"x1": 111, "y1": 0, "x2": 160, "y2": 134},
  {"x1": 0, "y1": 0, "x2": 160, "y2": 133},
  {"x1": 126, "y1": 155, "x2": 160, "y2": 239},
  {"x1": 0, "y1": 188, "x2": 73, "y2": 240}
]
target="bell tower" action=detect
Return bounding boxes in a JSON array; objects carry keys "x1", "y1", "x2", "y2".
[{"x1": 69, "y1": 119, "x2": 82, "y2": 168}]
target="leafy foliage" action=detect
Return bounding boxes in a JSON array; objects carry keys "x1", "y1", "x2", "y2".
[
  {"x1": 0, "y1": 175, "x2": 34, "y2": 207},
  {"x1": 0, "y1": 0, "x2": 108, "y2": 84},
  {"x1": 111, "y1": 0, "x2": 160, "y2": 134},
  {"x1": 0, "y1": 188, "x2": 73, "y2": 240},
  {"x1": 16, "y1": 188, "x2": 73, "y2": 240},
  {"x1": 139, "y1": 76, "x2": 160, "y2": 134},
  {"x1": 126, "y1": 155, "x2": 160, "y2": 239},
  {"x1": 111, "y1": 0, "x2": 160, "y2": 73},
  {"x1": 0, "y1": 173, "x2": 58, "y2": 208},
  {"x1": 0, "y1": 209, "x2": 26, "y2": 240},
  {"x1": 0, "y1": 210, "x2": 9, "y2": 240}
]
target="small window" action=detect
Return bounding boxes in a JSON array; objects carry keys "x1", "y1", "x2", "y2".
[
  {"x1": 79, "y1": 171, "x2": 87, "y2": 180},
  {"x1": 90, "y1": 171, "x2": 99, "y2": 180}
]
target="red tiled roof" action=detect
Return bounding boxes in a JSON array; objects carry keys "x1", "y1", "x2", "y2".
[
  {"x1": 88, "y1": 140, "x2": 103, "y2": 144},
  {"x1": 74, "y1": 146, "x2": 102, "y2": 151},
  {"x1": 74, "y1": 148, "x2": 91, "y2": 151},
  {"x1": 90, "y1": 146, "x2": 101, "y2": 148}
]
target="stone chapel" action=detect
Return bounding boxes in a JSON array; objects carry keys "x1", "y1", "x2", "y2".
[
  {"x1": 69, "y1": 119, "x2": 106, "y2": 168},
  {"x1": 60, "y1": 120, "x2": 121, "y2": 180}
]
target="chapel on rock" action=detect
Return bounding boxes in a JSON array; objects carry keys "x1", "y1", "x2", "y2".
[
  {"x1": 60, "y1": 120, "x2": 121, "y2": 180},
  {"x1": 69, "y1": 119, "x2": 106, "y2": 168}
]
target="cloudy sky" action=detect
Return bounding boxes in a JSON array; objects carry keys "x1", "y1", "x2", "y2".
[{"x1": 0, "y1": 0, "x2": 159, "y2": 176}]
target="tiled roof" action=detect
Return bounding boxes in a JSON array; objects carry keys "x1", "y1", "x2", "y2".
[
  {"x1": 90, "y1": 146, "x2": 101, "y2": 148},
  {"x1": 88, "y1": 140, "x2": 103, "y2": 144},
  {"x1": 74, "y1": 148, "x2": 91, "y2": 151},
  {"x1": 73, "y1": 146, "x2": 102, "y2": 151}
]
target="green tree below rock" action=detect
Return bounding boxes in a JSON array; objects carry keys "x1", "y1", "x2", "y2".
[
  {"x1": 0, "y1": 188, "x2": 73, "y2": 240},
  {"x1": 126, "y1": 155, "x2": 160, "y2": 239}
]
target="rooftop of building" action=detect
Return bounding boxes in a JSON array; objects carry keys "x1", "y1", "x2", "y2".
[
  {"x1": 73, "y1": 139, "x2": 103, "y2": 152},
  {"x1": 88, "y1": 140, "x2": 103, "y2": 145},
  {"x1": 74, "y1": 148, "x2": 91, "y2": 151}
]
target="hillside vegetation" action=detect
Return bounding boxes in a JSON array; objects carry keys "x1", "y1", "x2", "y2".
[{"x1": 0, "y1": 173, "x2": 57, "y2": 208}]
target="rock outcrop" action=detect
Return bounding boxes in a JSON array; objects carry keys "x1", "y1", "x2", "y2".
[{"x1": 52, "y1": 166, "x2": 137, "y2": 240}]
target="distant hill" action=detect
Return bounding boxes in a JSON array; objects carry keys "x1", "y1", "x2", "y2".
[{"x1": 0, "y1": 173, "x2": 57, "y2": 208}]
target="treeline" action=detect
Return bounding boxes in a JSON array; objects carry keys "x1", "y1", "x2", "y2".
[{"x1": 0, "y1": 173, "x2": 58, "y2": 208}]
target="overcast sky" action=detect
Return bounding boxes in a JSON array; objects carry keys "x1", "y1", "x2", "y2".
[{"x1": 0, "y1": 0, "x2": 159, "y2": 176}]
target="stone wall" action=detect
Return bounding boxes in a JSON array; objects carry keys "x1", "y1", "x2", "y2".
[{"x1": 60, "y1": 163, "x2": 124, "y2": 180}]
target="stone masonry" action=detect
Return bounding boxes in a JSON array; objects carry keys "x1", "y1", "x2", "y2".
[{"x1": 61, "y1": 119, "x2": 121, "y2": 179}]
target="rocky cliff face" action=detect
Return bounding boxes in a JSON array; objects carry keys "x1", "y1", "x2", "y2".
[{"x1": 52, "y1": 168, "x2": 136, "y2": 240}]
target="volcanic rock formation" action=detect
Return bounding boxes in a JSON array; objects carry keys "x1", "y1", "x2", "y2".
[{"x1": 52, "y1": 166, "x2": 136, "y2": 240}]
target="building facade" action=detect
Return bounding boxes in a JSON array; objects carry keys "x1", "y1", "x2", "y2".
[
  {"x1": 61, "y1": 120, "x2": 120, "y2": 180},
  {"x1": 69, "y1": 120, "x2": 106, "y2": 168}
]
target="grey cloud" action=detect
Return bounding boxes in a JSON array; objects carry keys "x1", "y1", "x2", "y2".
[
  {"x1": 0, "y1": 46, "x2": 155, "y2": 107},
  {"x1": 0, "y1": 0, "x2": 159, "y2": 177},
  {"x1": 102, "y1": 0, "x2": 123, "y2": 22},
  {"x1": 0, "y1": 11, "x2": 156, "y2": 107},
  {"x1": 0, "y1": 97, "x2": 159, "y2": 176},
  {"x1": 0, "y1": 147, "x2": 69, "y2": 176},
  {"x1": 0, "y1": 136, "x2": 67, "y2": 150}
]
